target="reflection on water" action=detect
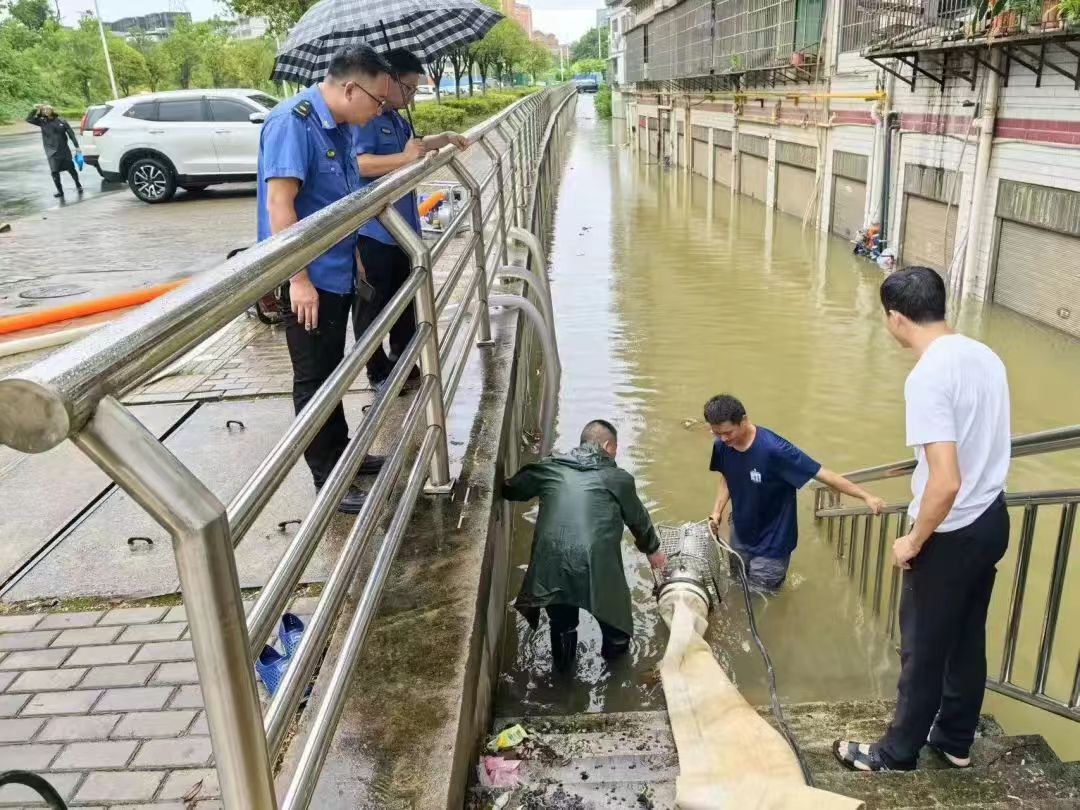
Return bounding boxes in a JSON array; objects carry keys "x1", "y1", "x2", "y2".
[{"x1": 495, "y1": 98, "x2": 1080, "y2": 758}]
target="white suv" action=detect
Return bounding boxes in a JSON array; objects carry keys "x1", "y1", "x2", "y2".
[{"x1": 93, "y1": 89, "x2": 278, "y2": 203}]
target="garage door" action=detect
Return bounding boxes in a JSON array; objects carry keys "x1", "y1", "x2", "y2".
[
  {"x1": 740, "y1": 154, "x2": 768, "y2": 201},
  {"x1": 901, "y1": 194, "x2": 958, "y2": 277},
  {"x1": 647, "y1": 118, "x2": 659, "y2": 156},
  {"x1": 994, "y1": 220, "x2": 1080, "y2": 338},
  {"x1": 776, "y1": 164, "x2": 816, "y2": 218},
  {"x1": 715, "y1": 147, "x2": 732, "y2": 186},
  {"x1": 638, "y1": 125, "x2": 648, "y2": 153},
  {"x1": 692, "y1": 141, "x2": 709, "y2": 176},
  {"x1": 830, "y1": 177, "x2": 866, "y2": 240},
  {"x1": 677, "y1": 136, "x2": 684, "y2": 167}
]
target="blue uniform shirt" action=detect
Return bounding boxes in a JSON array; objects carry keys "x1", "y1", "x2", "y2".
[
  {"x1": 256, "y1": 84, "x2": 362, "y2": 295},
  {"x1": 354, "y1": 110, "x2": 421, "y2": 246},
  {"x1": 709, "y1": 427, "x2": 821, "y2": 559}
]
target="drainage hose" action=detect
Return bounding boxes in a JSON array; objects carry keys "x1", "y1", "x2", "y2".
[
  {"x1": 0, "y1": 771, "x2": 68, "y2": 809},
  {"x1": 708, "y1": 521, "x2": 815, "y2": 787},
  {"x1": 0, "y1": 279, "x2": 187, "y2": 335}
]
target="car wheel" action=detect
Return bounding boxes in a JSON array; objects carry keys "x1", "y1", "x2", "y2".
[{"x1": 128, "y1": 157, "x2": 176, "y2": 203}]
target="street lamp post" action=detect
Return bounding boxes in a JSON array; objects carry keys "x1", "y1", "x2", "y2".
[{"x1": 92, "y1": 0, "x2": 120, "y2": 100}]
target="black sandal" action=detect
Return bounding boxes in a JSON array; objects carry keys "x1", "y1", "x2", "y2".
[
  {"x1": 833, "y1": 740, "x2": 892, "y2": 772},
  {"x1": 926, "y1": 740, "x2": 971, "y2": 768}
]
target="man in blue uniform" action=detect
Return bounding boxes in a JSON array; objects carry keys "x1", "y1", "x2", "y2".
[
  {"x1": 353, "y1": 49, "x2": 470, "y2": 394},
  {"x1": 704, "y1": 393, "x2": 885, "y2": 590},
  {"x1": 257, "y1": 45, "x2": 391, "y2": 513}
]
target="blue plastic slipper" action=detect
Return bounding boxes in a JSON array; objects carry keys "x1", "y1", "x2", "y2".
[
  {"x1": 278, "y1": 613, "x2": 305, "y2": 658},
  {"x1": 255, "y1": 645, "x2": 289, "y2": 697}
]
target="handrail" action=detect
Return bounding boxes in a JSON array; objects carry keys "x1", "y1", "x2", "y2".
[
  {"x1": 0, "y1": 84, "x2": 576, "y2": 810},
  {"x1": 813, "y1": 424, "x2": 1080, "y2": 487}
]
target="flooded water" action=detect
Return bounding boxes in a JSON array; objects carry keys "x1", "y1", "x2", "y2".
[{"x1": 495, "y1": 98, "x2": 1080, "y2": 759}]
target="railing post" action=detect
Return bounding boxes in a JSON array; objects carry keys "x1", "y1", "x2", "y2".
[
  {"x1": 1000, "y1": 504, "x2": 1037, "y2": 684},
  {"x1": 479, "y1": 136, "x2": 510, "y2": 266},
  {"x1": 1034, "y1": 503, "x2": 1076, "y2": 695},
  {"x1": 503, "y1": 123, "x2": 523, "y2": 229},
  {"x1": 379, "y1": 208, "x2": 453, "y2": 492},
  {"x1": 448, "y1": 155, "x2": 494, "y2": 347},
  {"x1": 73, "y1": 396, "x2": 275, "y2": 810}
]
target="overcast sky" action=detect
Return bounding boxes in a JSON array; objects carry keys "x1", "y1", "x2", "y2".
[{"x1": 60, "y1": 0, "x2": 600, "y2": 43}]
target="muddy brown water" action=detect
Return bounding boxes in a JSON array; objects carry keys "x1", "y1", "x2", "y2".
[{"x1": 495, "y1": 98, "x2": 1080, "y2": 760}]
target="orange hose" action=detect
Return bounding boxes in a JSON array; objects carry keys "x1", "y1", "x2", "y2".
[
  {"x1": 0, "y1": 279, "x2": 187, "y2": 335},
  {"x1": 418, "y1": 191, "x2": 445, "y2": 218}
]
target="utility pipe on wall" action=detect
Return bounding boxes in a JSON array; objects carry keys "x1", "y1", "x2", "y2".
[{"x1": 961, "y1": 49, "x2": 1002, "y2": 300}]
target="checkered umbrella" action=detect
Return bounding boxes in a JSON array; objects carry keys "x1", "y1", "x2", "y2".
[{"x1": 272, "y1": 0, "x2": 504, "y2": 86}]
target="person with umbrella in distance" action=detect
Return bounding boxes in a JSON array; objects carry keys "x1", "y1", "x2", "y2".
[
  {"x1": 26, "y1": 104, "x2": 83, "y2": 198},
  {"x1": 256, "y1": 44, "x2": 392, "y2": 514},
  {"x1": 352, "y1": 49, "x2": 470, "y2": 396}
]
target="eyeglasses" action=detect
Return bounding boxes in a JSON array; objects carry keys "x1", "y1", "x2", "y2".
[{"x1": 350, "y1": 82, "x2": 386, "y2": 113}]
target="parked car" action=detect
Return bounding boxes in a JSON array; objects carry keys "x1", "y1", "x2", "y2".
[
  {"x1": 91, "y1": 89, "x2": 279, "y2": 203},
  {"x1": 573, "y1": 74, "x2": 600, "y2": 93},
  {"x1": 78, "y1": 103, "x2": 112, "y2": 176}
]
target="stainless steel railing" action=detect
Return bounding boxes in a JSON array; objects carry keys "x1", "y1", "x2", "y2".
[
  {"x1": 0, "y1": 84, "x2": 577, "y2": 809},
  {"x1": 813, "y1": 425, "x2": 1080, "y2": 723}
]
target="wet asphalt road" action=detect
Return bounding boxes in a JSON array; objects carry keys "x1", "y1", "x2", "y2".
[{"x1": 0, "y1": 129, "x2": 122, "y2": 222}]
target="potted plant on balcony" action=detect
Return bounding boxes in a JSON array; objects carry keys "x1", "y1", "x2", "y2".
[
  {"x1": 1059, "y1": 0, "x2": 1080, "y2": 27},
  {"x1": 1043, "y1": 0, "x2": 1062, "y2": 29},
  {"x1": 1008, "y1": 0, "x2": 1042, "y2": 30}
]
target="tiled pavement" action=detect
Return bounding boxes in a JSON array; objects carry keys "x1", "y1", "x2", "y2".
[{"x1": 0, "y1": 598, "x2": 317, "y2": 808}]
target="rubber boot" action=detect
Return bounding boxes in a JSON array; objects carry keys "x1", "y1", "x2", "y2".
[
  {"x1": 550, "y1": 628, "x2": 578, "y2": 672},
  {"x1": 601, "y1": 636, "x2": 631, "y2": 661}
]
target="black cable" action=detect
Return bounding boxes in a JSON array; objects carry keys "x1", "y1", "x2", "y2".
[
  {"x1": 709, "y1": 524, "x2": 815, "y2": 787},
  {"x1": 0, "y1": 771, "x2": 68, "y2": 809}
]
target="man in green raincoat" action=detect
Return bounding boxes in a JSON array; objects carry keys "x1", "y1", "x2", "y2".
[{"x1": 503, "y1": 420, "x2": 667, "y2": 669}]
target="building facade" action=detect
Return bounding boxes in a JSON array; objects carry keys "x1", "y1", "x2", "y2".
[
  {"x1": 503, "y1": 0, "x2": 534, "y2": 36},
  {"x1": 616, "y1": 0, "x2": 1080, "y2": 338},
  {"x1": 607, "y1": 0, "x2": 634, "y2": 118},
  {"x1": 107, "y1": 11, "x2": 190, "y2": 40}
]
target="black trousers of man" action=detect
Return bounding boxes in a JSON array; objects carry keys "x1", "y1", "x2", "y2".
[
  {"x1": 51, "y1": 159, "x2": 82, "y2": 194},
  {"x1": 546, "y1": 604, "x2": 631, "y2": 668},
  {"x1": 877, "y1": 495, "x2": 1009, "y2": 768},
  {"x1": 354, "y1": 236, "x2": 417, "y2": 385},
  {"x1": 281, "y1": 284, "x2": 354, "y2": 488}
]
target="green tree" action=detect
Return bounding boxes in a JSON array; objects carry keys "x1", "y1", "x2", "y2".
[
  {"x1": 524, "y1": 41, "x2": 552, "y2": 85},
  {"x1": 225, "y1": 0, "x2": 316, "y2": 34},
  {"x1": 57, "y1": 18, "x2": 107, "y2": 104},
  {"x1": 427, "y1": 53, "x2": 449, "y2": 102},
  {"x1": 159, "y1": 19, "x2": 216, "y2": 89},
  {"x1": 6, "y1": 0, "x2": 52, "y2": 31},
  {"x1": 569, "y1": 26, "x2": 609, "y2": 64},
  {"x1": 108, "y1": 37, "x2": 150, "y2": 97},
  {"x1": 447, "y1": 46, "x2": 469, "y2": 97}
]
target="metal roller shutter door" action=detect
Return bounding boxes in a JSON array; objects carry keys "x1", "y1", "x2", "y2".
[
  {"x1": 994, "y1": 220, "x2": 1080, "y2": 338},
  {"x1": 740, "y1": 154, "x2": 768, "y2": 200},
  {"x1": 776, "y1": 164, "x2": 816, "y2": 218},
  {"x1": 901, "y1": 195, "x2": 958, "y2": 278},
  {"x1": 714, "y1": 147, "x2": 732, "y2": 186},
  {"x1": 692, "y1": 141, "x2": 709, "y2": 176},
  {"x1": 830, "y1": 178, "x2": 865, "y2": 240},
  {"x1": 677, "y1": 136, "x2": 684, "y2": 167}
]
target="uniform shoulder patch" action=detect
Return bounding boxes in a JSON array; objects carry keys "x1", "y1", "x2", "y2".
[{"x1": 292, "y1": 100, "x2": 313, "y2": 119}]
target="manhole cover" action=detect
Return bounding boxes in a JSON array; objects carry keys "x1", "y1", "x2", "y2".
[{"x1": 18, "y1": 284, "x2": 90, "y2": 300}]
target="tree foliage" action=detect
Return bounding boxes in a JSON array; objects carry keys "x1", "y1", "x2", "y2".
[
  {"x1": 224, "y1": 0, "x2": 316, "y2": 35},
  {"x1": 569, "y1": 26, "x2": 609, "y2": 64}
]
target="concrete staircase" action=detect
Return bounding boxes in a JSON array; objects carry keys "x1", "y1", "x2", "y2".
[{"x1": 469, "y1": 700, "x2": 1080, "y2": 809}]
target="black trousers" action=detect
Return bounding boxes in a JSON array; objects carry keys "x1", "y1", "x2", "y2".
[
  {"x1": 354, "y1": 237, "x2": 417, "y2": 385},
  {"x1": 51, "y1": 165, "x2": 81, "y2": 193},
  {"x1": 546, "y1": 604, "x2": 631, "y2": 659},
  {"x1": 281, "y1": 285, "x2": 354, "y2": 488},
  {"x1": 878, "y1": 495, "x2": 1009, "y2": 767}
]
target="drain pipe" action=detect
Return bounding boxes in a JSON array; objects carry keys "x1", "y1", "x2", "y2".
[
  {"x1": 496, "y1": 267, "x2": 560, "y2": 375},
  {"x1": 960, "y1": 49, "x2": 1002, "y2": 300},
  {"x1": 879, "y1": 111, "x2": 900, "y2": 248}
]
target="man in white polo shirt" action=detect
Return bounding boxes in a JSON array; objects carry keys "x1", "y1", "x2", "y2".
[{"x1": 834, "y1": 266, "x2": 1011, "y2": 772}]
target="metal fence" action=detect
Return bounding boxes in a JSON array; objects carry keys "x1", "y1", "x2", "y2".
[
  {"x1": 0, "y1": 85, "x2": 576, "y2": 809},
  {"x1": 813, "y1": 424, "x2": 1080, "y2": 724},
  {"x1": 839, "y1": 0, "x2": 974, "y2": 54}
]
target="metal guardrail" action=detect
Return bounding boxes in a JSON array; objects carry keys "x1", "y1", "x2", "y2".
[
  {"x1": 813, "y1": 425, "x2": 1080, "y2": 723},
  {"x1": 0, "y1": 84, "x2": 577, "y2": 809}
]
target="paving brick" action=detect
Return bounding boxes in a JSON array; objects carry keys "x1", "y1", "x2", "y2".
[
  {"x1": 99, "y1": 607, "x2": 169, "y2": 626},
  {"x1": 151, "y1": 661, "x2": 199, "y2": 685},
  {"x1": 94, "y1": 686, "x2": 174, "y2": 713},
  {"x1": 111, "y1": 710, "x2": 196, "y2": 739},
  {"x1": 158, "y1": 767, "x2": 220, "y2": 800},
  {"x1": 162, "y1": 606, "x2": 188, "y2": 623},
  {"x1": 53, "y1": 739, "x2": 139, "y2": 769},
  {"x1": 21, "y1": 690, "x2": 102, "y2": 716},
  {"x1": 0, "y1": 629, "x2": 59, "y2": 651},
  {"x1": 133, "y1": 736, "x2": 212, "y2": 768},
  {"x1": 0, "y1": 670, "x2": 17, "y2": 691},
  {"x1": 0, "y1": 716, "x2": 43, "y2": 743},
  {"x1": 0, "y1": 647, "x2": 71, "y2": 670},
  {"x1": 117, "y1": 623, "x2": 186, "y2": 644},
  {"x1": 80, "y1": 664, "x2": 156, "y2": 689},
  {"x1": 8, "y1": 668, "x2": 87, "y2": 693},
  {"x1": 38, "y1": 714, "x2": 121, "y2": 742},
  {"x1": 290, "y1": 596, "x2": 321, "y2": 615},
  {"x1": 0, "y1": 614, "x2": 43, "y2": 633},
  {"x1": 189, "y1": 712, "x2": 208, "y2": 736},
  {"x1": 0, "y1": 693, "x2": 29, "y2": 717},
  {"x1": 64, "y1": 644, "x2": 138, "y2": 667},
  {"x1": 50, "y1": 626, "x2": 123, "y2": 648},
  {"x1": 133, "y1": 641, "x2": 193, "y2": 663},
  {"x1": 74, "y1": 770, "x2": 165, "y2": 803},
  {"x1": 0, "y1": 770, "x2": 80, "y2": 803},
  {"x1": 169, "y1": 685, "x2": 204, "y2": 709},
  {"x1": 0, "y1": 742, "x2": 61, "y2": 769},
  {"x1": 36, "y1": 611, "x2": 105, "y2": 630}
]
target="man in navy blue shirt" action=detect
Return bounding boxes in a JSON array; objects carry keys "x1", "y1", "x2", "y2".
[
  {"x1": 353, "y1": 49, "x2": 469, "y2": 395},
  {"x1": 705, "y1": 393, "x2": 884, "y2": 590},
  {"x1": 257, "y1": 45, "x2": 391, "y2": 514}
]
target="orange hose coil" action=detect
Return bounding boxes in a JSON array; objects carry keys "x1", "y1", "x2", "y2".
[
  {"x1": 417, "y1": 191, "x2": 445, "y2": 218},
  {"x1": 0, "y1": 279, "x2": 188, "y2": 335}
]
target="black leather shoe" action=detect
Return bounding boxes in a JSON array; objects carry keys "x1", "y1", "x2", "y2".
[
  {"x1": 316, "y1": 485, "x2": 368, "y2": 515},
  {"x1": 356, "y1": 454, "x2": 385, "y2": 476}
]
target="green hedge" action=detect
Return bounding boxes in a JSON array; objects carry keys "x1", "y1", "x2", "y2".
[
  {"x1": 595, "y1": 84, "x2": 612, "y2": 119},
  {"x1": 411, "y1": 88, "x2": 536, "y2": 135}
]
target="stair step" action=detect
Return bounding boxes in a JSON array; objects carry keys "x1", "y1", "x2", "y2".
[
  {"x1": 493, "y1": 710, "x2": 671, "y2": 737},
  {"x1": 470, "y1": 779, "x2": 677, "y2": 809},
  {"x1": 811, "y1": 759, "x2": 1080, "y2": 809},
  {"x1": 800, "y1": 733, "x2": 1060, "y2": 774},
  {"x1": 514, "y1": 751, "x2": 679, "y2": 785}
]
